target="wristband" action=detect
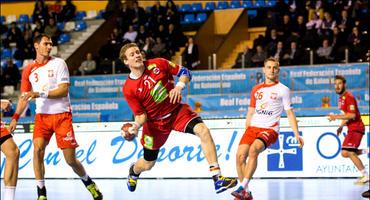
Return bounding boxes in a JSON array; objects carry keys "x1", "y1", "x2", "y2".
[
  {"x1": 12, "y1": 113, "x2": 20, "y2": 121},
  {"x1": 175, "y1": 81, "x2": 186, "y2": 89},
  {"x1": 39, "y1": 91, "x2": 48, "y2": 98}
]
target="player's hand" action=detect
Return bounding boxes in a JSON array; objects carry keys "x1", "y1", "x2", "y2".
[
  {"x1": 327, "y1": 113, "x2": 336, "y2": 121},
  {"x1": 296, "y1": 136, "x2": 304, "y2": 148},
  {"x1": 21, "y1": 92, "x2": 39, "y2": 101},
  {"x1": 169, "y1": 87, "x2": 182, "y2": 104},
  {"x1": 336, "y1": 126, "x2": 343, "y2": 136},
  {"x1": 8, "y1": 119, "x2": 17, "y2": 133},
  {"x1": 0, "y1": 99, "x2": 12, "y2": 111}
]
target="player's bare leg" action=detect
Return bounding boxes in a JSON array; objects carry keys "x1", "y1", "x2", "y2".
[
  {"x1": 232, "y1": 140, "x2": 264, "y2": 200},
  {"x1": 33, "y1": 138, "x2": 47, "y2": 200},
  {"x1": 342, "y1": 150, "x2": 369, "y2": 184},
  {"x1": 63, "y1": 148, "x2": 102, "y2": 200},
  {"x1": 127, "y1": 158, "x2": 156, "y2": 192},
  {"x1": 193, "y1": 123, "x2": 237, "y2": 193},
  {"x1": 1, "y1": 138, "x2": 19, "y2": 200},
  {"x1": 236, "y1": 144, "x2": 250, "y2": 181}
]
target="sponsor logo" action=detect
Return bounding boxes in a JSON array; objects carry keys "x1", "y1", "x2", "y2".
[
  {"x1": 143, "y1": 135, "x2": 154, "y2": 149},
  {"x1": 267, "y1": 131, "x2": 303, "y2": 171}
]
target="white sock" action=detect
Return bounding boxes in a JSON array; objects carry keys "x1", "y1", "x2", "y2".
[
  {"x1": 361, "y1": 148, "x2": 369, "y2": 154},
  {"x1": 36, "y1": 179, "x2": 45, "y2": 188},
  {"x1": 80, "y1": 174, "x2": 89, "y2": 182},
  {"x1": 360, "y1": 169, "x2": 368, "y2": 177},
  {"x1": 209, "y1": 163, "x2": 221, "y2": 177},
  {"x1": 4, "y1": 186, "x2": 16, "y2": 200},
  {"x1": 240, "y1": 178, "x2": 250, "y2": 191}
]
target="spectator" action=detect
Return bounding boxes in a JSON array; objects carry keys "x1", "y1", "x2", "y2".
[
  {"x1": 321, "y1": 12, "x2": 336, "y2": 35},
  {"x1": 33, "y1": 20, "x2": 44, "y2": 35},
  {"x1": 151, "y1": 37, "x2": 167, "y2": 57},
  {"x1": 49, "y1": 0, "x2": 63, "y2": 21},
  {"x1": 32, "y1": 0, "x2": 49, "y2": 25},
  {"x1": 123, "y1": 25, "x2": 138, "y2": 42},
  {"x1": 265, "y1": 28, "x2": 280, "y2": 56},
  {"x1": 141, "y1": 37, "x2": 155, "y2": 59},
  {"x1": 278, "y1": 14, "x2": 293, "y2": 41},
  {"x1": 251, "y1": 45, "x2": 267, "y2": 67},
  {"x1": 7, "y1": 22, "x2": 23, "y2": 47},
  {"x1": 60, "y1": 0, "x2": 76, "y2": 22},
  {"x1": 103, "y1": 0, "x2": 122, "y2": 19},
  {"x1": 131, "y1": 1, "x2": 146, "y2": 27},
  {"x1": 23, "y1": 22, "x2": 33, "y2": 40},
  {"x1": 118, "y1": 3, "x2": 133, "y2": 33},
  {"x1": 337, "y1": 9, "x2": 353, "y2": 37},
  {"x1": 316, "y1": 39, "x2": 333, "y2": 63},
  {"x1": 2, "y1": 58, "x2": 21, "y2": 89},
  {"x1": 165, "y1": 23, "x2": 184, "y2": 55},
  {"x1": 182, "y1": 36, "x2": 199, "y2": 70},
  {"x1": 271, "y1": 41, "x2": 285, "y2": 61},
  {"x1": 292, "y1": 15, "x2": 307, "y2": 40},
  {"x1": 136, "y1": 25, "x2": 148, "y2": 46},
  {"x1": 13, "y1": 33, "x2": 35, "y2": 60},
  {"x1": 347, "y1": 26, "x2": 364, "y2": 62},
  {"x1": 150, "y1": 1, "x2": 166, "y2": 28},
  {"x1": 154, "y1": 24, "x2": 167, "y2": 41},
  {"x1": 78, "y1": 53, "x2": 96, "y2": 75},
  {"x1": 233, "y1": 45, "x2": 253, "y2": 68},
  {"x1": 330, "y1": 26, "x2": 346, "y2": 61},
  {"x1": 44, "y1": 17, "x2": 60, "y2": 45},
  {"x1": 282, "y1": 41, "x2": 304, "y2": 65}
]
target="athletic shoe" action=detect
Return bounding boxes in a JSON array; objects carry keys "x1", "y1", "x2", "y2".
[
  {"x1": 231, "y1": 186, "x2": 247, "y2": 200},
  {"x1": 127, "y1": 163, "x2": 139, "y2": 192},
  {"x1": 214, "y1": 175, "x2": 237, "y2": 194},
  {"x1": 362, "y1": 190, "x2": 370, "y2": 198},
  {"x1": 354, "y1": 175, "x2": 369, "y2": 185},
  {"x1": 37, "y1": 186, "x2": 47, "y2": 200},
  {"x1": 86, "y1": 182, "x2": 103, "y2": 200},
  {"x1": 37, "y1": 196, "x2": 47, "y2": 200}
]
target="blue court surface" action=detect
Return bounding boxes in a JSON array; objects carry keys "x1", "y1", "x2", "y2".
[{"x1": 1, "y1": 178, "x2": 368, "y2": 200}]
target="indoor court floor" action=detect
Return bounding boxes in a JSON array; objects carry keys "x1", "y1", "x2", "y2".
[{"x1": 1, "y1": 178, "x2": 368, "y2": 200}]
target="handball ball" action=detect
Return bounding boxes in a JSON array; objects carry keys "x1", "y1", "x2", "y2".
[{"x1": 121, "y1": 123, "x2": 136, "y2": 141}]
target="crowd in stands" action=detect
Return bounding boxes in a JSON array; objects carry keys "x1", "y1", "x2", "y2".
[
  {"x1": 1, "y1": 0, "x2": 77, "y2": 94},
  {"x1": 93, "y1": 0, "x2": 188, "y2": 75},
  {"x1": 234, "y1": 0, "x2": 369, "y2": 68}
]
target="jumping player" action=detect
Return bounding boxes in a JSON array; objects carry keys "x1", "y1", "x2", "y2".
[
  {"x1": 1, "y1": 99, "x2": 21, "y2": 200},
  {"x1": 119, "y1": 43, "x2": 237, "y2": 194},
  {"x1": 232, "y1": 58, "x2": 304, "y2": 200},
  {"x1": 327, "y1": 75, "x2": 369, "y2": 184},
  {"x1": 8, "y1": 34, "x2": 103, "y2": 200}
]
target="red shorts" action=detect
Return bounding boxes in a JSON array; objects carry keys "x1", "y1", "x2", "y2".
[
  {"x1": 239, "y1": 126, "x2": 278, "y2": 148},
  {"x1": 141, "y1": 104, "x2": 199, "y2": 150},
  {"x1": 342, "y1": 129, "x2": 364, "y2": 149},
  {"x1": 0, "y1": 122, "x2": 10, "y2": 138},
  {"x1": 34, "y1": 112, "x2": 79, "y2": 149}
]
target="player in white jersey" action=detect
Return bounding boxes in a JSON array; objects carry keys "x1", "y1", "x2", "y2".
[
  {"x1": 8, "y1": 34, "x2": 102, "y2": 200},
  {"x1": 231, "y1": 58, "x2": 304, "y2": 200},
  {"x1": 1, "y1": 99, "x2": 22, "y2": 200}
]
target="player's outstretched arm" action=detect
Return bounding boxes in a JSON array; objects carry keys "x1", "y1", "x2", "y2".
[{"x1": 286, "y1": 109, "x2": 304, "y2": 148}]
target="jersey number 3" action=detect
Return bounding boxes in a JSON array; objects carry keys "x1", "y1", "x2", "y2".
[{"x1": 34, "y1": 73, "x2": 39, "y2": 82}]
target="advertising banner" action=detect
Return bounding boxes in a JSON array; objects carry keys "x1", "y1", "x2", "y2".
[
  {"x1": 69, "y1": 75, "x2": 127, "y2": 98},
  {"x1": 1, "y1": 118, "x2": 368, "y2": 178}
]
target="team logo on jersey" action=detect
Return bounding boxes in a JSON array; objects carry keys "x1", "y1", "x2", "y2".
[
  {"x1": 259, "y1": 102, "x2": 268, "y2": 109},
  {"x1": 143, "y1": 135, "x2": 154, "y2": 149},
  {"x1": 270, "y1": 93, "x2": 277, "y2": 100},
  {"x1": 147, "y1": 64, "x2": 157, "y2": 70},
  {"x1": 168, "y1": 61, "x2": 176, "y2": 68},
  {"x1": 153, "y1": 68, "x2": 160, "y2": 74},
  {"x1": 63, "y1": 132, "x2": 74, "y2": 141},
  {"x1": 48, "y1": 70, "x2": 54, "y2": 77},
  {"x1": 150, "y1": 80, "x2": 168, "y2": 103},
  {"x1": 267, "y1": 131, "x2": 303, "y2": 171}
]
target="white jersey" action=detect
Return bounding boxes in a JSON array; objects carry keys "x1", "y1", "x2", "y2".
[
  {"x1": 249, "y1": 82, "x2": 292, "y2": 132},
  {"x1": 21, "y1": 57, "x2": 71, "y2": 114}
]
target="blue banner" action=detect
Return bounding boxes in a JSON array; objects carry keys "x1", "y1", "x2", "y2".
[
  {"x1": 69, "y1": 75, "x2": 127, "y2": 99},
  {"x1": 280, "y1": 63, "x2": 368, "y2": 91}
]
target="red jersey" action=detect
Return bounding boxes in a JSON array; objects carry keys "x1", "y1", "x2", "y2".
[
  {"x1": 123, "y1": 58, "x2": 182, "y2": 120},
  {"x1": 338, "y1": 91, "x2": 364, "y2": 132}
]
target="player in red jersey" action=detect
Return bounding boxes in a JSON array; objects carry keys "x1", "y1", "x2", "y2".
[
  {"x1": 1, "y1": 99, "x2": 21, "y2": 200},
  {"x1": 119, "y1": 43, "x2": 237, "y2": 194},
  {"x1": 327, "y1": 75, "x2": 369, "y2": 184},
  {"x1": 8, "y1": 34, "x2": 102, "y2": 200},
  {"x1": 232, "y1": 58, "x2": 304, "y2": 200}
]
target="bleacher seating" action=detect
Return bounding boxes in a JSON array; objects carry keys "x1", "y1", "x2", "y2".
[
  {"x1": 182, "y1": 14, "x2": 195, "y2": 24},
  {"x1": 204, "y1": 2, "x2": 216, "y2": 11},
  {"x1": 75, "y1": 11, "x2": 87, "y2": 21},
  {"x1": 216, "y1": 1, "x2": 229, "y2": 10},
  {"x1": 179, "y1": 4, "x2": 192, "y2": 13},
  {"x1": 18, "y1": 14, "x2": 29, "y2": 24},
  {"x1": 191, "y1": 3, "x2": 203, "y2": 12},
  {"x1": 195, "y1": 13, "x2": 207, "y2": 23},
  {"x1": 74, "y1": 20, "x2": 87, "y2": 31},
  {"x1": 58, "y1": 33, "x2": 71, "y2": 44},
  {"x1": 230, "y1": 1, "x2": 242, "y2": 9}
]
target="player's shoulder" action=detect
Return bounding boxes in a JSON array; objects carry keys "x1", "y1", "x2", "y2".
[
  {"x1": 49, "y1": 56, "x2": 66, "y2": 65},
  {"x1": 344, "y1": 91, "x2": 355, "y2": 99},
  {"x1": 277, "y1": 82, "x2": 290, "y2": 91}
]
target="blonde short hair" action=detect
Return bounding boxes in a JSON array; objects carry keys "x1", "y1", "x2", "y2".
[
  {"x1": 119, "y1": 43, "x2": 139, "y2": 62},
  {"x1": 264, "y1": 57, "x2": 280, "y2": 67}
]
